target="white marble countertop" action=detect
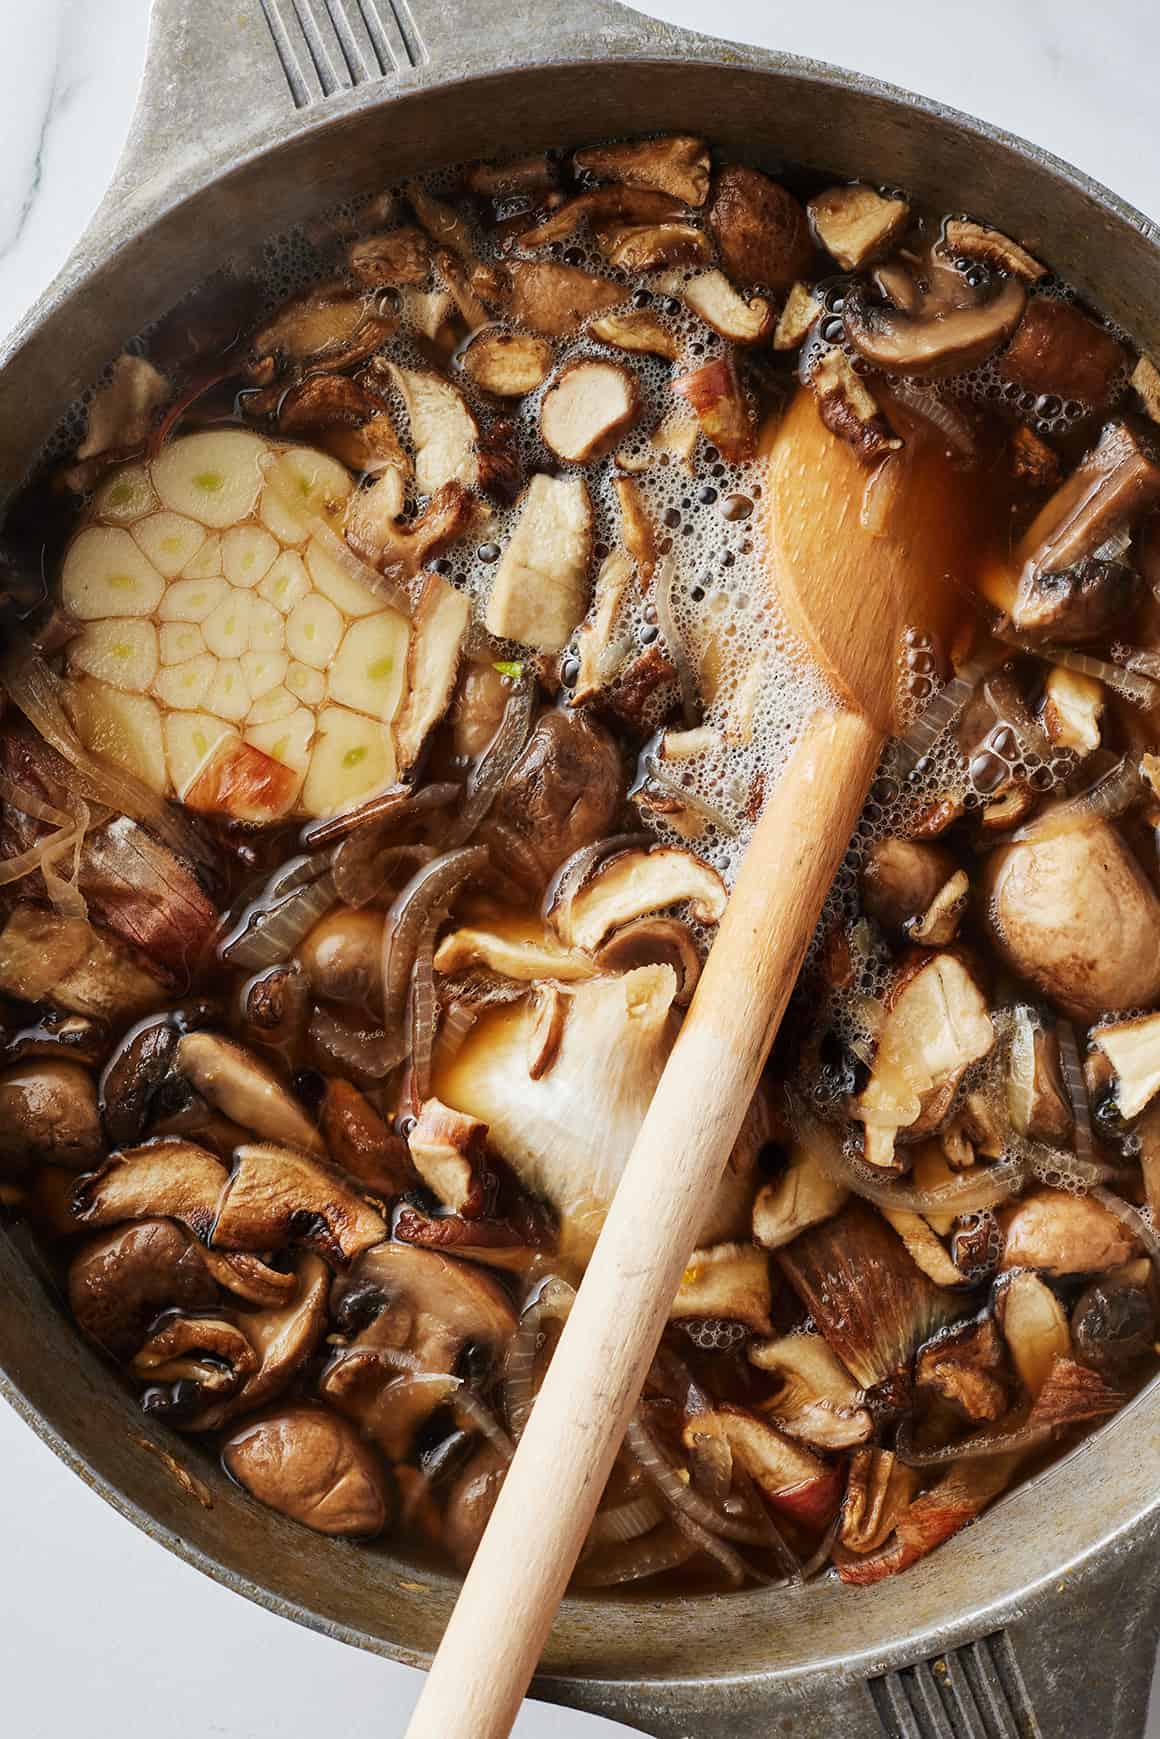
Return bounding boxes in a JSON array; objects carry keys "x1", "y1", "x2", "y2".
[{"x1": 1, "y1": 3, "x2": 1158, "y2": 1735}]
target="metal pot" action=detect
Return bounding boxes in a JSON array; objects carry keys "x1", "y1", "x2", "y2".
[{"x1": 1, "y1": 3, "x2": 1158, "y2": 1733}]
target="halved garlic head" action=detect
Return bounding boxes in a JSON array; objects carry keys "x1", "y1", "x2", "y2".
[{"x1": 60, "y1": 431, "x2": 413, "y2": 822}]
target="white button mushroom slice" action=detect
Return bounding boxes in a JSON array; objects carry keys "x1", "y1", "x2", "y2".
[
  {"x1": 181, "y1": 533, "x2": 224, "y2": 579},
  {"x1": 329, "y1": 611, "x2": 410, "y2": 723},
  {"x1": 203, "y1": 587, "x2": 253, "y2": 659},
  {"x1": 485, "y1": 473, "x2": 593, "y2": 652},
  {"x1": 394, "y1": 574, "x2": 471, "y2": 771},
  {"x1": 152, "y1": 429, "x2": 268, "y2": 528},
  {"x1": 259, "y1": 446, "x2": 353, "y2": 544},
  {"x1": 131, "y1": 511, "x2": 207, "y2": 577},
  {"x1": 547, "y1": 846, "x2": 728, "y2": 952},
  {"x1": 204, "y1": 660, "x2": 251, "y2": 723},
  {"x1": 433, "y1": 923, "x2": 597, "y2": 983},
  {"x1": 245, "y1": 705, "x2": 314, "y2": 772},
  {"x1": 304, "y1": 536, "x2": 384, "y2": 617},
  {"x1": 93, "y1": 463, "x2": 157, "y2": 524},
  {"x1": 387, "y1": 362, "x2": 480, "y2": 494},
  {"x1": 539, "y1": 360, "x2": 640, "y2": 464},
  {"x1": 286, "y1": 660, "x2": 326, "y2": 706},
  {"x1": 223, "y1": 524, "x2": 279, "y2": 588},
  {"x1": 177, "y1": 1034, "x2": 327, "y2": 1159},
  {"x1": 159, "y1": 621, "x2": 207, "y2": 665},
  {"x1": 807, "y1": 184, "x2": 910, "y2": 272},
  {"x1": 158, "y1": 573, "x2": 229, "y2": 623},
  {"x1": 286, "y1": 591, "x2": 344, "y2": 669},
  {"x1": 1090, "y1": 1013, "x2": 1160, "y2": 1120},
  {"x1": 66, "y1": 678, "x2": 167, "y2": 793},
  {"x1": 153, "y1": 654, "x2": 217, "y2": 710},
  {"x1": 301, "y1": 705, "x2": 396, "y2": 816},
  {"x1": 241, "y1": 650, "x2": 289, "y2": 701},
  {"x1": 67, "y1": 619, "x2": 159, "y2": 693},
  {"x1": 61, "y1": 526, "x2": 165, "y2": 620},
  {"x1": 248, "y1": 596, "x2": 286, "y2": 654},
  {"x1": 164, "y1": 713, "x2": 237, "y2": 798},
  {"x1": 670, "y1": 1244, "x2": 773, "y2": 1336},
  {"x1": 246, "y1": 684, "x2": 297, "y2": 726},
  {"x1": 677, "y1": 270, "x2": 774, "y2": 345},
  {"x1": 259, "y1": 550, "x2": 312, "y2": 614}
]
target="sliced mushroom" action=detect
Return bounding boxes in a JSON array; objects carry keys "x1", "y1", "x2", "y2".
[
  {"x1": 588, "y1": 309, "x2": 680, "y2": 361},
  {"x1": 612, "y1": 476, "x2": 658, "y2": 586},
  {"x1": 460, "y1": 330, "x2": 554, "y2": 397},
  {"x1": 811, "y1": 350, "x2": 902, "y2": 466},
  {"x1": 672, "y1": 355, "x2": 754, "y2": 463},
  {"x1": 707, "y1": 167, "x2": 813, "y2": 292},
  {"x1": 212, "y1": 1142, "x2": 386, "y2": 1264},
  {"x1": 999, "y1": 1186, "x2": 1138, "y2": 1275},
  {"x1": 0, "y1": 1060, "x2": 102, "y2": 1173},
  {"x1": 593, "y1": 917, "x2": 701, "y2": 1006},
  {"x1": 1133, "y1": 355, "x2": 1160, "y2": 423},
  {"x1": 752, "y1": 1140, "x2": 848, "y2": 1250},
  {"x1": 487, "y1": 710, "x2": 623, "y2": 886},
  {"x1": 519, "y1": 188, "x2": 683, "y2": 251},
  {"x1": 670, "y1": 1243, "x2": 772, "y2": 1336},
  {"x1": 451, "y1": 661, "x2": 510, "y2": 760},
  {"x1": 1089, "y1": 1013, "x2": 1160, "y2": 1119},
  {"x1": 76, "y1": 354, "x2": 170, "y2": 464},
  {"x1": 1006, "y1": 1010, "x2": 1072, "y2": 1144},
  {"x1": 681, "y1": 1408, "x2": 840, "y2": 1529},
  {"x1": 134, "y1": 1314, "x2": 257, "y2": 1405},
  {"x1": 750, "y1": 1332, "x2": 873, "y2": 1450},
  {"x1": 940, "y1": 218, "x2": 1046, "y2": 283},
  {"x1": 840, "y1": 1448, "x2": 921, "y2": 1554},
  {"x1": 1010, "y1": 423, "x2": 1061, "y2": 488},
  {"x1": 392, "y1": 1203, "x2": 543, "y2": 1273},
  {"x1": 508, "y1": 261, "x2": 622, "y2": 337},
  {"x1": 915, "y1": 1313, "x2": 1008, "y2": 1421},
  {"x1": 407, "y1": 1097, "x2": 490, "y2": 1215},
  {"x1": 387, "y1": 364, "x2": 480, "y2": 495},
  {"x1": 346, "y1": 226, "x2": 431, "y2": 287},
  {"x1": 808, "y1": 184, "x2": 909, "y2": 271},
  {"x1": 540, "y1": 361, "x2": 640, "y2": 464},
  {"x1": 773, "y1": 281, "x2": 823, "y2": 351},
  {"x1": 249, "y1": 285, "x2": 393, "y2": 378},
  {"x1": 347, "y1": 477, "x2": 478, "y2": 578},
  {"x1": 393, "y1": 572, "x2": 471, "y2": 772},
  {"x1": 906, "y1": 869, "x2": 969, "y2": 946},
  {"x1": 574, "y1": 135, "x2": 710, "y2": 206},
  {"x1": 484, "y1": 473, "x2": 593, "y2": 651},
  {"x1": 275, "y1": 373, "x2": 378, "y2": 438},
  {"x1": 434, "y1": 923, "x2": 596, "y2": 983},
  {"x1": 322, "y1": 1240, "x2": 515, "y2": 1456},
  {"x1": 0, "y1": 906, "x2": 165, "y2": 1022},
  {"x1": 599, "y1": 224, "x2": 712, "y2": 273},
  {"x1": 175, "y1": 1032, "x2": 324, "y2": 1157},
  {"x1": 73, "y1": 1139, "x2": 227, "y2": 1242},
  {"x1": 843, "y1": 262, "x2": 1025, "y2": 379},
  {"x1": 994, "y1": 1268, "x2": 1071, "y2": 1398},
  {"x1": 880, "y1": 1207, "x2": 967, "y2": 1287},
  {"x1": 67, "y1": 1218, "x2": 221, "y2": 1359},
  {"x1": 443, "y1": 1444, "x2": 508, "y2": 1569},
  {"x1": 998, "y1": 297, "x2": 1127, "y2": 411},
  {"x1": 853, "y1": 954, "x2": 995, "y2": 1168},
  {"x1": 1041, "y1": 665, "x2": 1103, "y2": 754},
  {"x1": 677, "y1": 269, "x2": 773, "y2": 345},
  {"x1": 982, "y1": 819, "x2": 1160, "y2": 1018},
  {"x1": 318, "y1": 1079, "x2": 415, "y2": 1198},
  {"x1": 547, "y1": 845, "x2": 727, "y2": 952},
  {"x1": 223, "y1": 1406, "x2": 393, "y2": 1537},
  {"x1": 404, "y1": 182, "x2": 474, "y2": 261},
  {"x1": 1016, "y1": 421, "x2": 1160, "y2": 585},
  {"x1": 466, "y1": 153, "x2": 555, "y2": 197},
  {"x1": 861, "y1": 837, "x2": 956, "y2": 933},
  {"x1": 399, "y1": 286, "x2": 458, "y2": 351},
  {"x1": 1011, "y1": 554, "x2": 1139, "y2": 644}
]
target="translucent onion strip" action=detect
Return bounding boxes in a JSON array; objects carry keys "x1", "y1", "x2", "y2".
[
  {"x1": 220, "y1": 866, "x2": 336, "y2": 968},
  {"x1": 1011, "y1": 755, "x2": 1144, "y2": 845},
  {"x1": 893, "y1": 653, "x2": 995, "y2": 777},
  {"x1": 1057, "y1": 1022, "x2": 1095, "y2": 1168},
  {"x1": 308, "y1": 1004, "x2": 409, "y2": 1079},
  {"x1": 381, "y1": 845, "x2": 489, "y2": 1029},
  {"x1": 449, "y1": 680, "x2": 534, "y2": 846}
]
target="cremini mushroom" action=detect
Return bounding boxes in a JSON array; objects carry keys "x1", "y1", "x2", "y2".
[
  {"x1": 999, "y1": 1186, "x2": 1138, "y2": 1275},
  {"x1": 133, "y1": 1314, "x2": 257, "y2": 1412},
  {"x1": 587, "y1": 310, "x2": 679, "y2": 361},
  {"x1": 906, "y1": 870, "x2": 969, "y2": 947},
  {"x1": 484, "y1": 473, "x2": 593, "y2": 651},
  {"x1": 318, "y1": 1078, "x2": 415, "y2": 1198},
  {"x1": 670, "y1": 1243, "x2": 773, "y2": 1336},
  {"x1": 1071, "y1": 1279, "x2": 1156, "y2": 1376},
  {"x1": 460, "y1": 330, "x2": 554, "y2": 397},
  {"x1": 998, "y1": 297, "x2": 1127, "y2": 411},
  {"x1": 861, "y1": 837, "x2": 956, "y2": 933},
  {"x1": 1010, "y1": 423, "x2": 1061, "y2": 488},
  {"x1": 707, "y1": 167, "x2": 813, "y2": 292},
  {"x1": 574, "y1": 135, "x2": 711, "y2": 206},
  {"x1": 67, "y1": 1218, "x2": 220, "y2": 1359},
  {"x1": 322, "y1": 1240, "x2": 515, "y2": 1455},
  {"x1": 750, "y1": 1332, "x2": 873, "y2": 1450},
  {"x1": 73, "y1": 1139, "x2": 228, "y2": 1242},
  {"x1": 773, "y1": 282, "x2": 823, "y2": 351},
  {"x1": 940, "y1": 218, "x2": 1045, "y2": 282},
  {"x1": 879, "y1": 1206, "x2": 967, "y2": 1287},
  {"x1": 0, "y1": 1060, "x2": 102, "y2": 1173},
  {"x1": 843, "y1": 257, "x2": 1026, "y2": 379},
  {"x1": 434, "y1": 921, "x2": 596, "y2": 984},
  {"x1": 751, "y1": 1139, "x2": 848, "y2": 1250},
  {"x1": 0, "y1": 906, "x2": 165, "y2": 1022},
  {"x1": 807, "y1": 184, "x2": 910, "y2": 271},
  {"x1": 488, "y1": 709, "x2": 622, "y2": 886},
  {"x1": 571, "y1": 547, "x2": 634, "y2": 705},
  {"x1": 600, "y1": 224, "x2": 711, "y2": 272},
  {"x1": 547, "y1": 845, "x2": 727, "y2": 952},
  {"x1": 386, "y1": 364, "x2": 480, "y2": 496},
  {"x1": 982, "y1": 819, "x2": 1160, "y2": 1019},
  {"x1": 212, "y1": 1142, "x2": 386, "y2": 1263},
  {"x1": 443, "y1": 1444, "x2": 508, "y2": 1569},
  {"x1": 346, "y1": 225, "x2": 431, "y2": 286},
  {"x1": 519, "y1": 187, "x2": 684, "y2": 250},
  {"x1": 853, "y1": 953, "x2": 994, "y2": 1169},
  {"x1": 223, "y1": 1405, "x2": 393, "y2": 1536},
  {"x1": 297, "y1": 907, "x2": 384, "y2": 1007},
  {"x1": 672, "y1": 356, "x2": 754, "y2": 463},
  {"x1": 1006, "y1": 1009, "x2": 1072, "y2": 1144},
  {"x1": 1014, "y1": 421, "x2": 1160, "y2": 589},
  {"x1": 346, "y1": 475, "x2": 479, "y2": 577},
  {"x1": 508, "y1": 261, "x2": 622, "y2": 337},
  {"x1": 175, "y1": 1031, "x2": 325, "y2": 1156},
  {"x1": 1012, "y1": 555, "x2": 1139, "y2": 644},
  {"x1": 540, "y1": 361, "x2": 640, "y2": 464},
  {"x1": 466, "y1": 153, "x2": 556, "y2": 197},
  {"x1": 674, "y1": 269, "x2": 773, "y2": 344},
  {"x1": 249, "y1": 285, "x2": 393, "y2": 378},
  {"x1": 681, "y1": 1407, "x2": 840, "y2": 1529}
]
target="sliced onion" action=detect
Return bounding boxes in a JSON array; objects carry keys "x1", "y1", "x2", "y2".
[
  {"x1": 372, "y1": 1372, "x2": 514, "y2": 1461},
  {"x1": 573, "y1": 1524, "x2": 697, "y2": 1587},
  {"x1": 805, "y1": 1115, "x2": 1026, "y2": 1213},
  {"x1": 408, "y1": 909, "x2": 441, "y2": 1101},
  {"x1": 654, "y1": 556, "x2": 700, "y2": 728},
  {"x1": 308, "y1": 1004, "x2": 409, "y2": 1079},
  {"x1": 449, "y1": 680, "x2": 535, "y2": 846},
  {"x1": 887, "y1": 380, "x2": 976, "y2": 457},
  {"x1": 586, "y1": 1490, "x2": 665, "y2": 1547},
  {"x1": 1006, "y1": 1006, "x2": 1038, "y2": 1137},
  {"x1": 148, "y1": 367, "x2": 238, "y2": 457},
  {"x1": 433, "y1": 998, "x2": 478, "y2": 1072},
  {"x1": 502, "y1": 1276, "x2": 576, "y2": 1438},
  {"x1": 302, "y1": 781, "x2": 458, "y2": 849},
  {"x1": 640, "y1": 753, "x2": 739, "y2": 836},
  {"x1": 893, "y1": 653, "x2": 996, "y2": 777},
  {"x1": 382, "y1": 845, "x2": 489, "y2": 1029},
  {"x1": 219, "y1": 866, "x2": 335, "y2": 968},
  {"x1": 894, "y1": 1413, "x2": 1049, "y2": 1467},
  {"x1": 1011, "y1": 755, "x2": 1144, "y2": 845},
  {"x1": 1006, "y1": 639, "x2": 1159, "y2": 710},
  {"x1": 333, "y1": 839, "x2": 436, "y2": 909},
  {"x1": 0, "y1": 775, "x2": 92, "y2": 920},
  {"x1": 624, "y1": 1413, "x2": 778, "y2": 1550},
  {"x1": 1115, "y1": 644, "x2": 1160, "y2": 682},
  {"x1": 798, "y1": 1509, "x2": 842, "y2": 1581},
  {"x1": 1056, "y1": 1022, "x2": 1095, "y2": 1168}
]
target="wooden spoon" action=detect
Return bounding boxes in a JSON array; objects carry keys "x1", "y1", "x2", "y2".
[{"x1": 406, "y1": 387, "x2": 987, "y2": 1739}]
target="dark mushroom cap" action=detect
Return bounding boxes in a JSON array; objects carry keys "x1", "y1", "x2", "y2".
[
  {"x1": 68, "y1": 1219, "x2": 220, "y2": 1360},
  {"x1": 843, "y1": 268, "x2": 1025, "y2": 380}
]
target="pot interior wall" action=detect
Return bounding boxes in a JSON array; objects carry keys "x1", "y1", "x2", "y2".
[{"x1": 2, "y1": 51, "x2": 1159, "y2": 1693}]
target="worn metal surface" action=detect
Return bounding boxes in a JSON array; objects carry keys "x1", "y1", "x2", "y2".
[{"x1": 1, "y1": 2, "x2": 1158, "y2": 1734}]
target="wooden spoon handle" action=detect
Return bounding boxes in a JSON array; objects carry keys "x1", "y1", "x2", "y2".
[{"x1": 405, "y1": 709, "x2": 883, "y2": 1739}]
